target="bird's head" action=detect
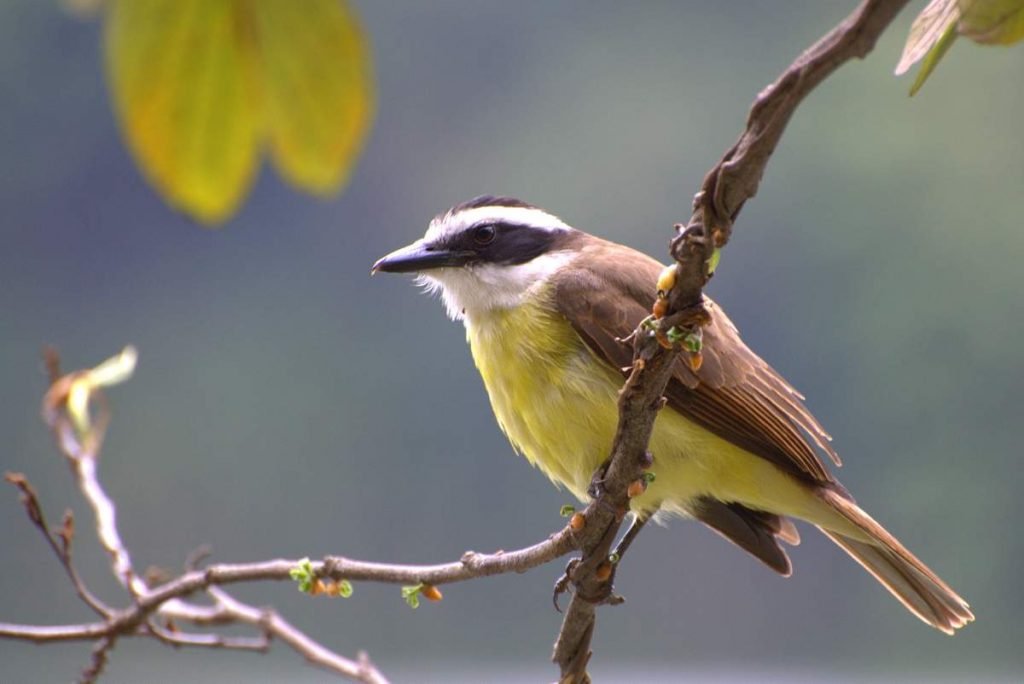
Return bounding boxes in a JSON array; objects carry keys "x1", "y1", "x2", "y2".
[{"x1": 373, "y1": 196, "x2": 581, "y2": 320}]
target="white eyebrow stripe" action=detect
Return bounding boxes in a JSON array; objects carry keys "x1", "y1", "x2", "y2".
[{"x1": 425, "y1": 205, "x2": 571, "y2": 243}]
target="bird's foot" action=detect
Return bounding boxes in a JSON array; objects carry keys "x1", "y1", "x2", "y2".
[
  {"x1": 552, "y1": 557, "x2": 624, "y2": 610},
  {"x1": 552, "y1": 558, "x2": 579, "y2": 612},
  {"x1": 587, "y1": 458, "x2": 612, "y2": 499}
]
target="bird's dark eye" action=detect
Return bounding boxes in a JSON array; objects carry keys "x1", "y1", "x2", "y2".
[{"x1": 473, "y1": 224, "x2": 496, "y2": 245}]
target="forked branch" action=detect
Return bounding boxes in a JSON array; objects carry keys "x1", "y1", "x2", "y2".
[{"x1": 2, "y1": 349, "x2": 584, "y2": 683}]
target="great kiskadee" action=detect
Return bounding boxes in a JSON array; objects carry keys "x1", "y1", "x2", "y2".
[{"x1": 372, "y1": 195, "x2": 973, "y2": 634}]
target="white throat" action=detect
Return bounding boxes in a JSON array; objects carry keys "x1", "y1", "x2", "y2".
[{"x1": 417, "y1": 250, "x2": 578, "y2": 321}]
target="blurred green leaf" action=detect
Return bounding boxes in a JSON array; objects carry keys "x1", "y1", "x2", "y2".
[
  {"x1": 707, "y1": 248, "x2": 721, "y2": 275},
  {"x1": 897, "y1": 0, "x2": 1024, "y2": 95},
  {"x1": 909, "y1": 18, "x2": 959, "y2": 95},
  {"x1": 290, "y1": 557, "x2": 315, "y2": 593},
  {"x1": 401, "y1": 583, "x2": 423, "y2": 609},
  {"x1": 665, "y1": 326, "x2": 685, "y2": 345}
]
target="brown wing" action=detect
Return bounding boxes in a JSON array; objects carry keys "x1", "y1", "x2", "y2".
[{"x1": 551, "y1": 235, "x2": 840, "y2": 486}]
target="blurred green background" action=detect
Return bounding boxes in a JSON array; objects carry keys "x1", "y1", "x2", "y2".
[{"x1": 1, "y1": 1, "x2": 1022, "y2": 682}]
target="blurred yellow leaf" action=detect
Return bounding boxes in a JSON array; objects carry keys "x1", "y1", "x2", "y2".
[
  {"x1": 959, "y1": 0, "x2": 1024, "y2": 43},
  {"x1": 106, "y1": 1, "x2": 261, "y2": 224},
  {"x1": 896, "y1": 0, "x2": 1024, "y2": 95},
  {"x1": 103, "y1": 0, "x2": 374, "y2": 226},
  {"x1": 67, "y1": 346, "x2": 138, "y2": 436},
  {"x1": 251, "y1": 1, "x2": 374, "y2": 194}
]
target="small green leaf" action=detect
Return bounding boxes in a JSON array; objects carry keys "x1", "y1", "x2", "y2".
[
  {"x1": 641, "y1": 316, "x2": 658, "y2": 332},
  {"x1": 909, "y1": 20, "x2": 958, "y2": 95},
  {"x1": 643, "y1": 472, "x2": 657, "y2": 485},
  {"x1": 707, "y1": 248, "x2": 721, "y2": 275},
  {"x1": 559, "y1": 504, "x2": 576, "y2": 517},
  {"x1": 290, "y1": 557, "x2": 315, "y2": 593},
  {"x1": 665, "y1": 326, "x2": 685, "y2": 345},
  {"x1": 401, "y1": 583, "x2": 423, "y2": 609},
  {"x1": 682, "y1": 331, "x2": 703, "y2": 353},
  {"x1": 337, "y1": 579, "x2": 354, "y2": 598}
]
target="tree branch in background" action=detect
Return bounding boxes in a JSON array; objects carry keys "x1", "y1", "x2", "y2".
[
  {"x1": 3, "y1": 349, "x2": 389, "y2": 684},
  {"x1": 551, "y1": 1, "x2": 912, "y2": 681},
  {"x1": 1, "y1": 348, "x2": 583, "y2": 683}
]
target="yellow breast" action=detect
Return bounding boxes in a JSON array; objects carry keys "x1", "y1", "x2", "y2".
[
  {"x1": 463, "y1": 287, "x2": 820, "y2": 520},
  {"x1": 465, "y1": 291, "x2": 619, "y2": 499}
]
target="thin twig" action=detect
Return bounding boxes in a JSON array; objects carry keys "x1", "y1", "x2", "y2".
[
  {"x1": 0, "y1": 539, "x2": 580, "y2": 644},
  {"x1": 79, "y1": 635, "x2": 115, "y2": 684},
  {"x1": 208, "y1": 586, "x2": 384, "y2": 684},
  {"x1": 2, "y1": 473, "x2": 110, "y2": 617},
  {"x1": 1, "y1": 351, "x2": 394, "y2": 684},
  {"x1": 5, "y1": 349, "x2": 581, "y2": 682},
  {"x1": 0, "y1": 621, "x2": 116, "y2": 642},
  {"x1": 146, "y1": 619, "x2": 270, "y2": 653}
]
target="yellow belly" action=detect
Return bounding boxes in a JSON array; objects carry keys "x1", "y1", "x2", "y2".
[{"x1": 465, "y1": 297, "x2": 821, "y2": 521}]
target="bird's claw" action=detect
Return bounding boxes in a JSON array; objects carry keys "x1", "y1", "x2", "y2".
[
  {"x1": 587, "y1": 459, "x2": 611, "y2": 499},
  {"x1": 552, "y1": 557, "x2": 623, "y2": 610},
  {"x1": 552, "y1": 558, "x2": 580, "y2": 612}
]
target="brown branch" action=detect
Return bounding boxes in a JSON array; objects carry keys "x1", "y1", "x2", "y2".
[
  {"x1": 0, "y1": 350, "x2": 392, "y2": 684},
  {"x1": 0, "y1": 526, "x2": 577, "y2": 679},
  {"x1": 5, "y1": 348, "x2": 588, "y2": 682},
  {"x1": 80, "y1": 635, "x2": 115, "y2": 684},
  {"x1": 0, "y1": 541, "x2": 583, "y2": 641},
  {"x1": 205, "y1": 586, "x2": 381, "y2": 679},
  {"x1": 551, "y1": 1, "x2": 913, "y2": 681},
  {"x1": 0, "y1": 621, "x2": 116, "y2": 642},
  {"x1": 551, "y1": 336, "x2": 682, "y2": 680},
  {"x1": 697, "y1": 0, "x2": 913, "y2": 238},
  {"x1": 145, "y1": 619, "x2": 270, "y2": 653},
  {"x1": 0, "y1": 539, "x2": 582, "y2": 641},
  {"x1": 2, "y1": 473, "x2": 110, "y2": 617}
]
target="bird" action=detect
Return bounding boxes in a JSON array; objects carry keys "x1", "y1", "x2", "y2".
[{"x1": 372, "y1": 195, "x2": 973, "y2": 634}]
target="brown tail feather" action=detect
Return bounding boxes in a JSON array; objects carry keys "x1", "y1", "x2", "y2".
[
  {"x1": 692, "y1": 498, "x2": 797, "y2": 576},
  {"x1": 816, "y1": 489, "x2": 974, "y2": 634}
]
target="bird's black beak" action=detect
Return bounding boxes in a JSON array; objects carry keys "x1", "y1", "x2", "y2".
[{"x1": 371, "y1": 240, "x2": 472, "y2": 274}]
